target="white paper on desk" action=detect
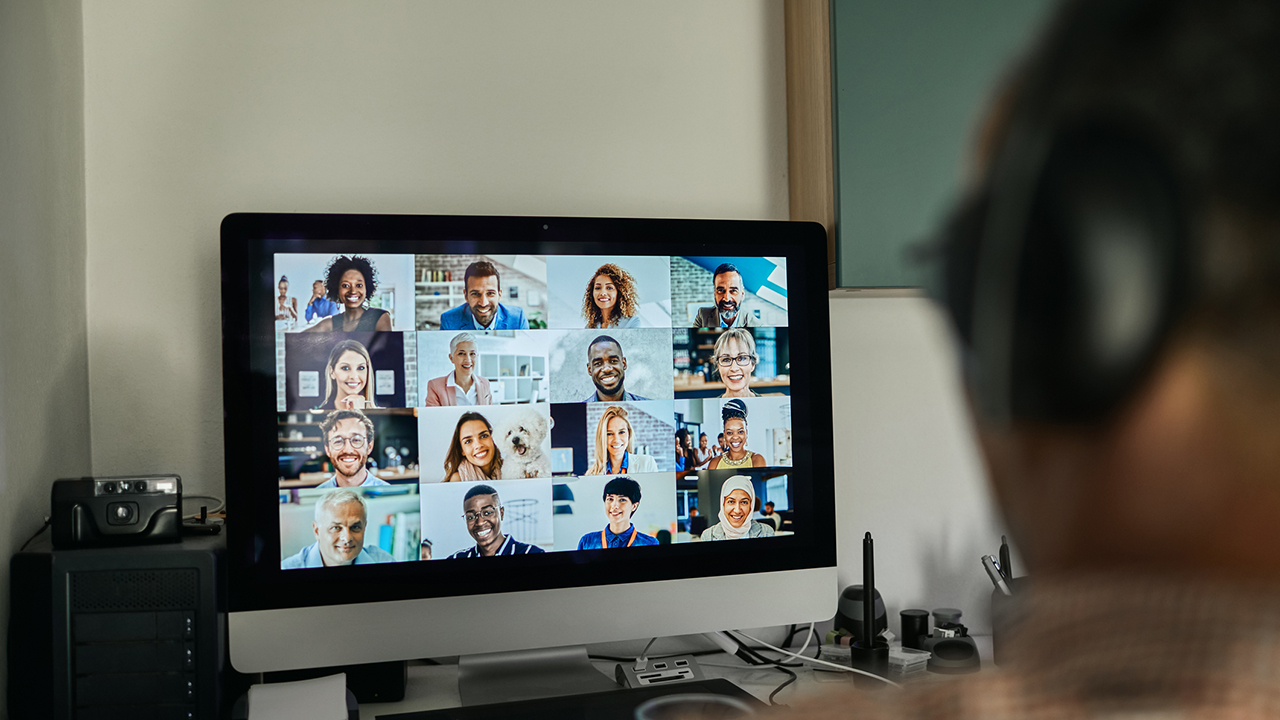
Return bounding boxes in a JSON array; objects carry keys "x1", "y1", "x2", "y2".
[{"x1": 248, "y1": 673, "x2": 347, "y2": 720}]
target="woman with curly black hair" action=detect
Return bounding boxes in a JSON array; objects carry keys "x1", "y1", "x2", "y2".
[
  {"x1": 306, "y1": 255, "x2": 393, "y2": 333},
  {"x1": 582, "y1": 263, "x2": 641, "y2": 329}
]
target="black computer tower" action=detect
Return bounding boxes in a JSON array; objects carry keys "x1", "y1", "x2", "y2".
[{"x1": 8, "y1": 533, "x2": 231, "y2": 720}]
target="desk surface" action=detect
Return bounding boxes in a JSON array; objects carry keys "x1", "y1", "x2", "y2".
[{"x1": 361, "y1": 638, "x2": 994, "y2": 718}]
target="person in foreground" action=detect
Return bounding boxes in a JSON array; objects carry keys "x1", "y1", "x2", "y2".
[
  {"x1": 448, "y1": 484, "x2": 545, "y2": 558},
  {"x1": 784, "y1": 0, "x2": 1280, "y2": 717},
  {"x1": 576, "y1": 476, "x2": 659, "y2": 549},
  {"x1": 425, "y1": 332, "x2": 493, "y2": 406},
  {"x1": 315, "y1": 410, "x2": 390, "y2": 489},
  {"x1": 281, "y1": 488, "x2": 395, "y2": 568},
  {"x1": 305, "y1": 255, "x2": 393, "y2": 332},
  {"x1": 585, "y1": 405, "x2": 659, "y2": 475},
  {"x1": 440, "y1": 261, "x2": 528, "y2": 330},
  {"x1": 701, "y1": 475, "x2": 773, "y2": 541}
]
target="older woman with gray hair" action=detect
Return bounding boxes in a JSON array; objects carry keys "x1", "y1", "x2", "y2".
[
  {"x1": 713, "y1": 328, "x2": 761, "y2": 398},
  {"x1": 426, "y1": 332, "x2": 493, "y2": 406},
  {"x1": 280, "y1": 488, "x2": 397, "y2": 568}
]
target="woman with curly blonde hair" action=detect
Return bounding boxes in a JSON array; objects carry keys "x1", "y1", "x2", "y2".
[
  {"x1": 582, "y1": 263, "x2": 642, "y2": 329},
  {"x1": 586, "y1": 405, "x2": 659, "y2": 475}
]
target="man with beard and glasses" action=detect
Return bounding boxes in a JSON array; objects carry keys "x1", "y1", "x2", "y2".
[
  {"x1": 447, "y1": 484, "x2": 545, "y2": 558},
  {"x1": 281, "y1": 488, "x2": 395, "y2": 568},
  {"x1": 692, "y1": 263, "x2": 759, "y2": 328},
  {"x1": 314, "y1": 410, "x2": 390, "y2": 489},
  {"x1": 582, "y1": 335, "x2": 649, "y2": 402}
]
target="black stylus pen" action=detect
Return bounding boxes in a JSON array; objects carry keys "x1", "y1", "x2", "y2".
[{"x1": 999, "y1": 535, "x2": 1012, "y2": 580}]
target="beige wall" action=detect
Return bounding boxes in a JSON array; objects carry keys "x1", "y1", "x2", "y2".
[
  {"x1": 81, "y1": 0, "x2": 789, "y2": 498},
  {"x1": 0, "y1": 0, "x2": 91, "y2": 712}
]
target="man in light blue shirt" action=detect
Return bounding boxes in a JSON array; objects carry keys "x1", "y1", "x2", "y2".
[
  {"x1": 439, "y1": 261, "x2": 529, "y2": 330},
  {"x1": 281, "y1": 488, "x2": 396, "y2": 569}
]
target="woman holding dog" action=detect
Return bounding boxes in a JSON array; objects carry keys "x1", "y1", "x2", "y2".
[
  {"x1": 707, "y1": 399, "x2": 765, "y2": 469},
  {"x1": 586, "y1": 406, "x2": 658, "y2": 475},
  {"x1": 443, "y1": 412, "x2": 503, "y2": 482}
]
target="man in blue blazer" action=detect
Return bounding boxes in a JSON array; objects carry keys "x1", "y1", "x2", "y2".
[{"x1": 439, "y1": 261, "x2": 529, "y2": 330}]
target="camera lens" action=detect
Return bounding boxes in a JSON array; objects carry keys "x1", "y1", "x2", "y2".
[
  {"x1": 132, "y1": 481, "x2": 147, "y2": 492},
  {"x1": 107, "y1": 502, "x2": 138, "y2": 526},
  {"x1": 103, "y1": 482, "x2": 117, "y2": 494}
]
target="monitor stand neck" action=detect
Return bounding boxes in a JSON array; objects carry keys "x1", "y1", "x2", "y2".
[{"x1": 457, "y1": 645, "x2": 619, "y2": 705}]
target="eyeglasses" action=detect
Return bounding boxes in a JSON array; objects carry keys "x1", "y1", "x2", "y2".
[
  {"x1": 464, "y1": 507, "x2": 500, "y2": 522},
  {"x1": 327, "y1": 434, "x2": 369, "y2": 450},
  {"x1": 715, "y1": 354, "x2": 756, "y2": 367}
]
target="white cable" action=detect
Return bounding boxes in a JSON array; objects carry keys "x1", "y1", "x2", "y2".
[
  {"x1": 795, "y1": 622, "x2": 815, "y2": 657},
  {"x1": 634, "y1": 637, "x2": 658, "y2": 671},
  {"x1": 731, "y1": 630, "x2": 902, "y2": 688},
  {"x1": 182, "y1": 494, "x2": 226, "y2": 519}
]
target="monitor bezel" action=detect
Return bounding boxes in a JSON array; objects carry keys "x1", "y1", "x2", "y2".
[{"x1": 221, "y1": 212, "x2": 836, "y2": 614}]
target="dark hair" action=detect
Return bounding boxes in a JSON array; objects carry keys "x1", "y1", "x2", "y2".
[
  {"x1": 675, "y1": 428, "x2": 692, "y2": 449},
  {"x1": 712, "y1": 263, "x2": 740, "y2": 281},
  {"x1": 602, "y1": 476, "x2": 642, "y2": 504},
  {"x1": 323, "y1": 256, "x2": 378, "y2": 303},
  {"x1": 582, "y1": 263, "x2": 639, "y2": 327},
  {"x1": 764, "y1": 501, "x2": 775, "y2": 508},
  {"x1": 279, "y1": 275, "x2": 288, "y2": 284},
  {"x1": 464, "y1": 483, "x2": 499, "y2": 502},
  {"x1": 443, "y1": 412, "x2": 502, "y2": 479},
  {"x1": 586, "y1": 334, "x2": 622, "y2": 359},
  {"x1": 722, "y1": 398, "x2": 749, "y2": 424},
  {"x1": 464, "y1": 261, "x2": 500, "y2": 289},
  {"x1": 999, "y1": 0, "x2": 1280, "y2": 373},
  {"x1": 319, "y1": 409, "x2": 374, "y2": 445}
]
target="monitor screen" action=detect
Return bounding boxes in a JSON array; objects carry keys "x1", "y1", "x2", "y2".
[{"x1": 221, "y1": 214, "x2": 836, "y2": 668}]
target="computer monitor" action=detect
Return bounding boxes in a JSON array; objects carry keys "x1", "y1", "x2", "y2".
[{"x1": 221, "y1": 213, "x2": 837, "y2": 681}]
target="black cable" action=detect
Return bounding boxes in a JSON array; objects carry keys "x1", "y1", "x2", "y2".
[
  {"x1": 781, "y1": 623, "x2": 799, "y2": 650},
  {"x1": 19, "y1": 518, "x2": 51, "y2": 552},
  {"x1": 767, "y1": 666, "x2": 798, "y2": 706}
]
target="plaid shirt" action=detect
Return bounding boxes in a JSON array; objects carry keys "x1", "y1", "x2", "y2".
[{"x1": 785, "y1": 574, "x2": 1280, "y2": 719}]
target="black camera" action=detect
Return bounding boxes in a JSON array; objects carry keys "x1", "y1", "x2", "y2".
[{"x1": 51, "y1": 475, "x2": 183, "y2": 548}]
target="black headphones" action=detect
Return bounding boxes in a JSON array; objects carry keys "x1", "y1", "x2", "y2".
[{"x1": 933, "y1": 0, "x2": 1193, "y2": 425}]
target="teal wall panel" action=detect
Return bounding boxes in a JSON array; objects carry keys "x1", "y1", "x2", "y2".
[{"x1": 831, "y1": 0, "x2": 1056, "y2": 287}]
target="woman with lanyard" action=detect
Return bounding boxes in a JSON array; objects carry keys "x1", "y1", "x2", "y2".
[
  {"x1": 701, "y1": 475, "x2": 775, "y2": 541},
  {"x1": 576, "y1": 476, "x2": 659, "y2": 549},
  {"x1": 585, "y1": 406, "x2": 659, "y2": 475}
]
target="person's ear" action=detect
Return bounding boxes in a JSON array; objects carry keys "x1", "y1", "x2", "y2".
[
  {"x1": 312, "y1": 521, "x2": 320, "y2": 539},
  {"x1": 499, "y1": 506, "x2": 505, "y2": 521}
]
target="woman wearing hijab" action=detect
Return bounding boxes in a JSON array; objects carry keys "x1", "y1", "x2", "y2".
[{"x1": 701, "y1": 475, "x2": 775, "y2": 540}]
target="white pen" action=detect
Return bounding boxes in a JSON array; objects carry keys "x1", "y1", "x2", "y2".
[{"x1": 982, "y1": 554, "x2": 1013, "y2": 596}]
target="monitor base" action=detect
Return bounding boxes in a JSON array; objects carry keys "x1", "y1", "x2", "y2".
[{"x1": 457, "y1": 645, "x2": 618, "y2": 705}]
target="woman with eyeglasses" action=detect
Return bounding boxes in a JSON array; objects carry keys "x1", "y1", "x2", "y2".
[
  {"x1": 713, "y1": 329, "x2": 760, "y2": 398},
  {"x1": 443, "y1": 412, "x2": 504, "y2": 482}
]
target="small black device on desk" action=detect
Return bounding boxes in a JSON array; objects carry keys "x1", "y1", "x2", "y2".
[
  {"x1": 51, "y1": 474, "x2": 182, "y2": 548},
  {"x1": 377, "y1": 678, "x2": 762, "y2": 720}
]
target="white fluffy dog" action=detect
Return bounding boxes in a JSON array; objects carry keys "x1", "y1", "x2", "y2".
[{"x1": 495, "y1": 407, "x2": 554, "y2": 479}]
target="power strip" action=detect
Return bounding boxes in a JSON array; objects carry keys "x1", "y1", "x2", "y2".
[{"x1": 615, "y1": 654, "x2": 707, "y2": 688}]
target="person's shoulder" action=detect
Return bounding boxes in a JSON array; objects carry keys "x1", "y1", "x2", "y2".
[
  {"x1": 498, "y1": 304, "x2": 527, "y2": 328},
  {"x1": 692, "y1": 307, "x2": 715, "y2": 327},
  {"x1": 439, "y1": 304, "x2": 468, "y2": 329},
  {"x1": 512, "y1": 539, "x2": 545, "y2": 554},
  {"x1": 700, "y1": 524, "x2": 724, "y2": 541},
  {"x1": 447, "y1": 548, "x2": 473, "y2": 560},
  {"x1": 616, "y1": 315, "x2": 642, "y2": 329},
  {"x1": 635, "y1": 531, "x2": 659, "y2": 546},
  {"x1": 627, "y1": 392, "x2": 650, "y2": 402},
  {"x1": 314, "y1": 477, "x2": 336, "y2": 489},
  {"x1": 363, "y1": 476, "x2": 391, "y2": 487},
  {"x1": 280, "y1": 547, "x2": 309, "y2": 569},
  {"x1": 359, "y1": 545, "x2": 396, "y2": 564},
  {"x1": 752, "y1": 521, "x2": 775, "y2": 537},
  {"x1": 577, "y1": 532, "x2": 598, "y2": 550},
  {"x1": 633, "y1": 454, "x2": 659, "y2": 473}
]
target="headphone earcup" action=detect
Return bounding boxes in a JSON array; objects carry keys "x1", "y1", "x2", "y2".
[{"x1": 1005, "y1": 127, "x2": 1188, "y2": 422}]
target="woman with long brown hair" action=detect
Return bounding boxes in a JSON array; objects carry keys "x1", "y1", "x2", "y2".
[{"x1": 582, "y1": 263, "x2": 642, "y2": 329}]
